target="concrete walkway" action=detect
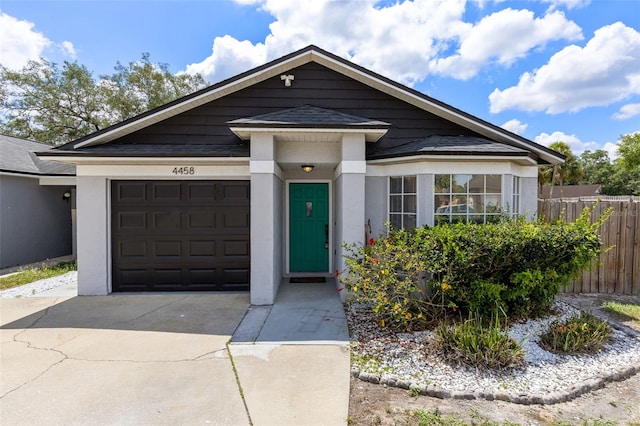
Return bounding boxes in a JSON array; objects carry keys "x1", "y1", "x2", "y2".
[
  {"x1": 230, "y1": 279, "x2": 350, "y2": 425},
  {"x1": 0, "y1": 278, "x2": 351, "y2": 425}
]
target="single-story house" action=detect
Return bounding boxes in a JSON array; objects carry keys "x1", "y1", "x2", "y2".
[
  {"x1": 38, "y1": 45, "x2": 564, "y2": 304},
  {"x1": 0, "y1": 134, "x2": 76, "y2": 269}
]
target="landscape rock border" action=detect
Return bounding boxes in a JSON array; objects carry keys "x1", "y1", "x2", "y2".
[
  {"x1": 350, "y1": 300, "x2": 640, "y2": 406},
  {"x1": 352, "y1": 362, "x2": 640, "y2": 405}
]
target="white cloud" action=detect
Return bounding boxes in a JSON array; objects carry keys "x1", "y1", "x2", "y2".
[
  {"x1": 60, "y1": 41, "x2": 76, "y2": 59},
  {"x1": 602, "y1": 141, "x2": 620, "y2": 161},
  {"x1": 501, "y1": 119, "x2": 528, "y2": 134},
  {"x1": 612, "y1": 103, "x2": 640, "y2": 120},
  {"x1": 0, "y1": 13, "x2": 78, "y2": 70},
  {"x1": 0, "y1": 12, "x2": 51, "y2": 70},
  {"x1": 430, "y1": 9, "x2": 582, "y2": 80},
  {"x1": 186, "y1": 0, "x2": 581, "y2": 84},
  {"x1": 489, "y1": 22, "x2": 640, "y2": 114},
  {"x1": 534, "y1": 131, "x2": 598, "y2": 154},
  {"x1": 542, "y1": 0, "x2": 590, "y2": 10}
]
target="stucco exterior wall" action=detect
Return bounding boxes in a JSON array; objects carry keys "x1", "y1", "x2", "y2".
[
  {"x1": 76, "y1": 176, "x2": 109, "y2": 295},
  {"x1": 0, "y1": 174, "x2": 72, "y2": 268}
]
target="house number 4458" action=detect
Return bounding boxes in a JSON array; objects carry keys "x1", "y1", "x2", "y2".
[{"x1": 172, "y1": 167, "x2": 195, "y2": 175}]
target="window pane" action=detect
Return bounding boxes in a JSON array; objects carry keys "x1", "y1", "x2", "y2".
[
  {"x1": 390, "y1": 195, "x2": 402, "y2": 212},
  {"x1": 451, "y1": 195, "x2": 467, "y2": 208},
  {"x1": 403, "y1": 176, "x2": 417, "y2": 193},
  {"x1": 470, "y1": 194, "x2": 484, "y2": 213},
  {"x1": 389, "y1": 214, "x2": 402, "y2": 230},
  {"x1": 404, "y1": 214, "x2": 416, "y2": 230},
  {"x1": 435, "y1": 195, "x2": 450, "y2": 213},
  {"x1": 468, "y1": 175, "x2": 484, "y2": 193},
  {"x1": 486, "y1": 175, "x2": 501, "y2": 193},
  {"x1": 452, "y1": 174, "x2": 470, "y2": 193},
  {"x1": 390, "y1": 177, "x2": 402, "y2": 194},
  {"x1": 434, "y1": 175, "x2": 450, "y2": 193},
  {"x1": 404, "y1": 195, "x2": 416, "y2": 213}
]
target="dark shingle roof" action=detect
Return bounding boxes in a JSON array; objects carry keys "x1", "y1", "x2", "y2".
[
  {"x1": 0, "y1": 134, "x2": 75, "y2": 175},
  {"x1": 47, "y1": 143, "x2": 249, "y2": 157},
  {"x1": 227, "y1": 105, "x2": 390, "y2": 128},
  {"x1": 368, "y1": 135, "x2": 531, "y2": 160}
]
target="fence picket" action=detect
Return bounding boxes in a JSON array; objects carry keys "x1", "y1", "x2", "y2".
[{"x1": 538, "y1": 198, "x2": 639, "y2": 295}]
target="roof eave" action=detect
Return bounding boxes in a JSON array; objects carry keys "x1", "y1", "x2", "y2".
[{"x1": 228, "y1": 126, "x2": 389, "y2": 142}]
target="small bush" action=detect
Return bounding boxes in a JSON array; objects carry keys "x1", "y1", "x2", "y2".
[
  {"x1": 436, "y1": 313, "x2": 524, "y2": 370},
  {"x1": 540, "y1": 311, "x2": 611, "y2": 354},
  {"x1": 342, "y1": 230, "x2": 444, "y2": 331}
]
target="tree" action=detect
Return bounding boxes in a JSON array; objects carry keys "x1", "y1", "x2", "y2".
[
  {"x1": 617, "y1": 132, "x2": 640, "y2": 172},
  {"x1": 578, "y1": 149, "x2": 615, "y2": 185},
  {"x1": 539, "y1": 141, "x2": 583, "y2": 197},
  {"x1": 0, "y1": 54, "x2": 207, "y2": 145}
]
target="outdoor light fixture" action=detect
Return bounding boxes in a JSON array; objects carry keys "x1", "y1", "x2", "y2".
[
  {"x1": 63, "y1": 191, "x2": 71, "y2": 200},
  {"x1": 301, "y1": 164, "x2": 314, "y2": 173}
]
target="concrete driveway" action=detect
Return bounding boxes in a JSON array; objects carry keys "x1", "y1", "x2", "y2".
[
  {"x1": 0, "y1": 294, "x2": 251, "y2": 425},
  {"x1": 1, "y1": 281, "x2": 351, "y2": 426}
]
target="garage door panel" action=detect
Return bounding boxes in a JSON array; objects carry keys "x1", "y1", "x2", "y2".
[
  {"x1": 223, "y1": 240, "x2": 249, "y2": 257},
  {"x1": 152, "y1": 182, "x2": 182, "y2": 202},
  {"x1": 188, "y1": 183, "x2": 216, "y2": 201},
  {"x1": 152, "y1": 211, "x2": 182, "y2": 232},
  {"x1": 117, "y1": 212, "x2": 147, "y2": 230},
  {"x1": 189, "y1": 240, "x2": 216, "y2": 257},
  {"x1": 222, "y1": 209, "x2": 250, "y2": 229},
  {"x1": 119, "y1": 240, "x2": 147, "y2": 258},
  {"x1": 112, "y1": 180, "x2": 250, "y2": 292},
  {"x1": 117, "y1": 182, "x2": 147, "y2": 202},
  {"x1": 188, "y1": 211, "x2": 217, "y2": 230}
]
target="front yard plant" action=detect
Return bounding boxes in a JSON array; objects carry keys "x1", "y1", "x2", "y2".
[
  {"x1": 341, "y1": 205, "x2": 608, "y2": 331},
  {"x1": 436, "y1": 312, "x2": 524, "y2": 369},
  {"x1": 540, "y1": 311, "x2": 611, "y2": 354}
]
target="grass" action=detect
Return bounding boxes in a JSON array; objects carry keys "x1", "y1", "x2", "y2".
[
  {"x1": 0, "y1": 261, "x2": 76, "y2": 290},
  {"x1": 602, "y1": 301, "x2": 640, "y2": 325}
]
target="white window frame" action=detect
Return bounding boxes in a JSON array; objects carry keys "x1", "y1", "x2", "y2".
[
  {"x1": 433, "y1": 174, "x2": 503, "y2": 224},
  {"x1": 512, "y1": 176, "x2": 521, "y2": 217},
  {"x1": 388, "y1": 175, "x2": 418, "y2": 230}
]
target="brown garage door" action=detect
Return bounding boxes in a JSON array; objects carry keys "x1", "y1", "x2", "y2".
[{"x1": 111, "y1": 180, "x2": 250, "y2": 292}]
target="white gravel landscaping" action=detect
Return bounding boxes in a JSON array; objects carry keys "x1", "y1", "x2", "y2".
[
  {"x1": 348, "y1": 301, "x2": 640, "y2": 403},
  {"x1": 0, "y1": 271, "x2": 77, "y2": 298}
]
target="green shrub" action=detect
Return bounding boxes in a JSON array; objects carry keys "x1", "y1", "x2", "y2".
[
  {"x1": 436, "y1": 313, "x2": 524, "y2": 369},
  {"x1": 540, "y1": 311, "x2": 611, "y2": 354},
  {"x1": 341, "y1": 205, "x2": 607, "y2": 329},
  {"x1": 343, "y1": 229, "x2": 444, "y2": 331}
]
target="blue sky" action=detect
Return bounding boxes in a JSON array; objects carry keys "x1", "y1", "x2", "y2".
[{"x1": 1, "y1": 0, "x2": 639, "y2": 159}]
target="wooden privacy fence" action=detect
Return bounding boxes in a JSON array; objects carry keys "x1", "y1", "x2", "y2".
[{"x1": 538, "y1": 198, "x2": 640, "y2": 295}]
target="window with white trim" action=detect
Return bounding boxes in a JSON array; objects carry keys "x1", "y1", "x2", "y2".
[
  {"x1": 434, "y1": 174, "x2": 502, "y2": 223},
  {"x1": 389, "y1": 176, "x2": 417, "y2": 230},
  {"x1": 512, "y1": 176, "x2": 521, "y2": 217}
]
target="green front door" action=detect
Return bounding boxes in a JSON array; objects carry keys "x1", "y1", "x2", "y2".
[{"x1": 289, "y1": 183, "x2": 329, "y2": 272}]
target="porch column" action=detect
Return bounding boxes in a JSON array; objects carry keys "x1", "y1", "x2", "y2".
[
  {"x1": 335, "y1": 134, "x2": 366, "y2": 295},
  {"x1": 250, "y1": 134, "x2": 283, "y2": 305},
  {"x1": 76, "y1": 175, "x2": 109, "y2": 295}
]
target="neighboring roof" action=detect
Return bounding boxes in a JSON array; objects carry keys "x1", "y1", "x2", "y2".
[
  {"x1": 43, "y1": 45, "x2": 564, "y2": 165},
  {"x1": 50, "y1": 143, "x2": 249, "y2": 157},
  {"x1": 540, "y1": 184, "x2": 602, "y2": 199},
  {"x1": 368, "y1": 135, "x2": 531, "y2": 160},
  {"x1": 227, "y1": 105, "x2": 390, "y2": 128},
  {"x1": 0, "y1": 134, "x2": 75, "y2": 176}
]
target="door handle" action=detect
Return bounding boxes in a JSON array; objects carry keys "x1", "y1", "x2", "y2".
[{"x1": 324, "y1": 224, "x2": 329, "y2": 249}]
